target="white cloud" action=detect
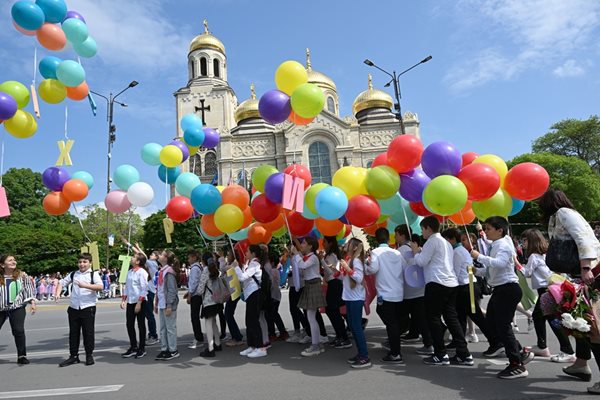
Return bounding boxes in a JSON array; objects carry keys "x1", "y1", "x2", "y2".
[{"x1": 553, "y1": 59, "x2": 585, "y2": 77}]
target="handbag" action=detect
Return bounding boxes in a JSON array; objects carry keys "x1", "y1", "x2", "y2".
[{"x1": 546, "y1": 237, "x2": 580, "y2": 275}]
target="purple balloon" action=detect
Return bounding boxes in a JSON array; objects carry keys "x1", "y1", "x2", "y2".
[
  {"x1": 63, "y1": 10, "x2": 85, "y2": 24},
  {"x1": 42, "y1": 166, "x2": 70, "y2": 191},
  {"x1": 404, "y1": 264, "x2": 425, "y2": 288},
  {"x1": 400, "y1": 169, "x2": 431, "y2": 202},
  {"x1": 170, "y1": 140, "x2": 189, "y2": 162},
  {"x1": 264, "y1": 172, "x2": 285, "y2": 204},
  {"x1": 202, "y1": 128, "x2": 220, "y2": 149},
  {"x1": 0, "y1": 93, "x2": 17, "y2": 120},
  {"x1": 258, "y1": 90, "x2": 291, "y2": 124},
  {"x1": 421, "y1": 141, "x2": 462, "y2": 178},
  {"x1": 339, "y1": 215, "x2": 350, "y2": 224}
]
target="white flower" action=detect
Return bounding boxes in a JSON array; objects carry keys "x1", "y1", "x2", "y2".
[
  {"x1": 561, "y1": 313, "x2": 576, "y2": 329},
  {"x1": 573, "y1": 317, "x2": 591, "y2": 332}
]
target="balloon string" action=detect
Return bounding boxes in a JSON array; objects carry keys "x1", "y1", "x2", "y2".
[
  {"x1": 227, "y1": 235, "x2": 235, "y2": 256},
  {"x1": 32, "y1": 46, "x2": 37, "y2": 84},
  {"x1": 165, "y1": 170, "x2": 169, "y2": 208},
  {"x1": 126, "y1": 209, "x2": 134, "y2": 256},
  {"x1": 64, "y1": 106, "x2": 69, "y2": 140},
  {"x1": 0, "y1": 132, "x2": 5, "y2": 187},
  {"x1": 192, "y1": 155, "x2": 197, "y2": 175},
  {"x1": 460, "y1": 211, "x2": 474, "y2": 250},
  {"x1": 194, "y1": 219, "x2": 209, "y2": 248},
  {"x1": 283, "y1": 213, "x2": 294, "y2": 245},
  {"x1": 71, "y1": 204, "x2": 91, "y2": 243},
  {"x1": 400, "y1": 203, "x2": 413, "y2": 239}
]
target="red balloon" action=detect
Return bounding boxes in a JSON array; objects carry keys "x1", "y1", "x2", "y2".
[
  {"x1": 166, "y1": 196, "x2": 194, "y2": 222},
  {"x1": 286, "y1": 211, "x2": 314, "y2": 237},
  {"x1": 234, "y1": 239, "x2": 249, "y2": 264},
  {"x1": 248, "y1": 223, "x2": 272, "y2": 244},
  {"x1": 461, "y1": 152, "x2": 479, "y2": 168},
  {"x1": 409, "y1": 201, "x2": 432, "y2": 217},
  {"x1": 343, "y1": 224, "x2": 352, "y2": 237},
  {"x1": 250, "y1": 193, "x2": 282, "y2": 223},
  {"x1": 315, "y1": 218, "x2": 344, "y2": 236},
  {"x1": 504, "y1": 162, "x2": 550, "y2": 201},
  {"x1": 457, "y1": 163, "x2": 501, "y2": 201},
  {"x1": 387, "y1": 135, "x2": 423, "y2": 173},
  {"x1": 345, "y1": 195, "x2": 380, "y2": 228},
  {"x1": 371, "y1": 152, "x2": 388, "y2": 168},
  {"x1": 284, "y1": 164, "x2": 312, "y2": 189},
  {"x1": 363, "y1": 221, "x2": 387, "y2": 236},
  {"x1": 288, "y1": 111, "x2": 315, "y2": 126}
]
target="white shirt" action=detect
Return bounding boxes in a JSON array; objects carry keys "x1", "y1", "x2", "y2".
[
  {"x1": 476, "y1": 237, "x2": 519, "y2": 287},
  {"x1": 550, "y1": 207, "x2": 600, "y2": 261},
  {"x1": 290, "y1": 255, "x2": 304, "y2": 289},
  {"x1": 297, "y1": 253, "x2": 320, "y2": 281},
  {"x1": 321, "y1": 253, "x2": 340, "y2": 282},
  {"x1": 414, "y1": 233, "x2": 458, "y2": 287},
  {"x1": 342, "y1": 259, "x2": 365, "y2": 301},
  {"x1": 522, "y1": 253, "x2": 552, "y2": 289},
  {"x1": 60, "y1": 268, "x2": 102, "y2": 310},
  {"x1": 123, "y1": 267, "x2": 149, "y2": 304},
  {"x1": 367, "y1": 244, "x2": 404, "y2": 302},
  {"x1": 453, "y1": 245, "x2": 475, "y2": 286},
  {"x1": 399, "y1": 244, "x2": 425, "y2": 299},
  {"x1": 234, "y1": 259, "x2": 261, "y2": 299}
]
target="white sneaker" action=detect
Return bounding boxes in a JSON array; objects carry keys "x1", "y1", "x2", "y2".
[
  {"x1": 466, "y1": 333, "x2": 479, "y2": 343},
  {"x1": 286, "y1": 332, "x2": 302, "y2": 343},
  {"x1": 299, "y1": 334, "x2": 312, "y2": 344},
  {"x1": 240, "y1": 347, "x2": 255, "y2": 356},
  {"x1": 187, "y1": 340, "x2": 200, "y2": 349},
  {"x1": 588, "y1": 381, "x2": 600, "y2": 394},
  {"x1": 319, "y1": 335, "x2": 329, "y2": 344},
  {"x1": 551, "y1": 352, "x2": 577, "y2": 363},
  {"x1": 531, "y1": 346, "x2": 551, "y2": 357},
  {"x1": 512, "y1": 323, "x2": 520, "y2": 333},
  {"x1": 247, "y1": 348, "x2": 267, "y2": 358},
  {"x1": 301, "y1": 346, "x2": 322, "y2": 357}
]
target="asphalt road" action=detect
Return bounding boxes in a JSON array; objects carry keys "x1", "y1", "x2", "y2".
[{"x1": 0, "y1": 291, "x2": 597, "y2": 400}]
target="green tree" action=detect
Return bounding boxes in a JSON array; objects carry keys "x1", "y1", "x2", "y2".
[{"x1": 532, "y1": 116, "x2": 600, "y2": 171}]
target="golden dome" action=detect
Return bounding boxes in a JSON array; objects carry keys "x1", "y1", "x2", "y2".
[
  {"x1": 189, "y1": 19, "x2": 225, "y2": 54},
  {"x1": 352, "y1": 74, "x2": 393, "y2": 115},
  {"x1": 305, "y1": 48, "x2": 336, "y2": 92},
  {"x1": 234, "y1": 83, "x2": 260, "y2": 124}
]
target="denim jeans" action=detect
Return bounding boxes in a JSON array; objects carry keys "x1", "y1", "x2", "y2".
[
  {"x1": 346, "y1": 300, "x2": 368, "y2": 358},
  {"x1": 159, "y1": 308, "x2": 177, "y2": 352},
  {"x1": 144, "y1": 291, "x2": 157, "y2": 339}
]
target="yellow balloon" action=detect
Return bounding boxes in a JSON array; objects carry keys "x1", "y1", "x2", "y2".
[
  {"x1": 159, "y1": 145, "x2": 183, "y2": 168},
  {"x1": 332, "y1": 166, "x2": 368, "y2": 199},
  {"x1": 214, "y1": 204, "x2": 244, "y2": 234},
  {"x1": 473, "y1": 154, "x2": 508, "y2": 186},
  {"x1": 4, "y1": 110, "x2": 37, "y2": 138},
  {"x1": 187, "y1": 145, "x2": 200, "y2": 156},
  {"x1": 275, "y1": 60, "x2": 308, "y2": 96},
  {"x1": 216, "y1": 185, "x2": 225, "y2": 193},
  {"x1": 38, "y1": 79, "x2": 66, "y2": 104}
]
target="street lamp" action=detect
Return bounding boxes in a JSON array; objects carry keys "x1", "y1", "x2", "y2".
[
  {"x1": 90, "y1": 80, "x2": 139, "y2": 269},
  {"x1": 364, "y1": 56, "x2": 432, "y2": 134}
]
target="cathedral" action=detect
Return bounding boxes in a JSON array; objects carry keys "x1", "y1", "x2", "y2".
[{"x1": 174, "y1": 21, "x2": 421, "y2": 188}]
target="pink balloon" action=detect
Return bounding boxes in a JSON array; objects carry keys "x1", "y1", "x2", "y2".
[
  {"x1": 105, "y1": 190, "x2": 132, "y2": 214},
  {"x1": 13, "y1": 20, "x2": 36, "y2": 36}
]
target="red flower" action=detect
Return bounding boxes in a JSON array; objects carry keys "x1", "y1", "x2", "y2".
[{"x1": 560, "y1": 281, "x2": 578, "y2": 311}]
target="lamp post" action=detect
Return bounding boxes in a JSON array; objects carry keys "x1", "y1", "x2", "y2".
[
  {"x1": 90, "y1": 81, "x2": 139, "y2": 269},
  {"x1": 364, "y1": 56, "x2": 432, "y2": 135}
]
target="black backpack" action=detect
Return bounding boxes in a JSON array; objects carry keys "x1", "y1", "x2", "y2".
[
  {"x1": 70, "y1": 270, "x2": 97, "y2": 284},
  {"x1": 252, "y1": 269, "x2": 272, "y2": 307}
]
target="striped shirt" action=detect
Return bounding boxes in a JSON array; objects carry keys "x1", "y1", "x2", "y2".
[{"x1": 0, "y1": 272, "x2": 36, "y2": 311}]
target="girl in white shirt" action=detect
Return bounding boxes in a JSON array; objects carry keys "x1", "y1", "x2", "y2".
[
  {"x1": 120, "y1": 254, "x2": 149, "y2": 359},
  {"x1": 197, "y1": 258, "x2": 224, "y2": 358}
]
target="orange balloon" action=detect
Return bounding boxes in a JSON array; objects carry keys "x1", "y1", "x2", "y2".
[
  {"x1": 449, "y1": 201, "x2": 476, "y2": 225},
  {"x1": 263, "y1": 213, "x2": 285, "y2": 231},
  {"x1": 36, "y1": 23, "x2": 67, "y2": 51},
  {"x1": 201, "y1": 214, "x2": 223, "y2": 237},
  {"x1": 240, "y1": 206, "x2": 253, "y2": 229},
  {"x1": 288, "y1": 110, "x2": 315, "y2": 126},
  {"x1": 62, "y1": 179, "x2": 89, "y2": 202},
  {"x1": 363, "y1": 221, "x2": 387, "y2": 236},
  {"x1": 248, "y1": 223, "x2": 272, "y2": 244},
  {"x1": 66, "y1": 81, "x2": 89, "y2": 101},
  {"x1": 43, "y1": 191, "x2": 70, "y2": 216},
  {"x1": 315, "y1": 218, "x2": 344, "y2": 236},
  {"x1": 221, "y1": 184, "x2": 250, "y2": 210}
]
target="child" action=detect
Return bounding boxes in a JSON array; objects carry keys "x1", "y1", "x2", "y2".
[
  {"x1": 266, "y1": 249, "x2": 289, "y2": 342},
  {"x1": 185, "y1": 250, "x2": 204, "y2": 349},
  {"x1": 120, "y1": 253, "x2": 149, "y2": 359},
  {"x1": 154, "y1": 250, "x2": 180, "y2": 361},
  {"x1": 197, "y1": 258, "x2": 223, "y2": 357},
  {"x1": 55, "y1": 253, "x2": 103, "y2": 367},
  {"x1": 222, "y1": 249, "x2": 244, "y2": 347}
]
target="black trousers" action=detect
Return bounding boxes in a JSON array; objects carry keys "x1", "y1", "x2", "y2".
[
  {"x1": 288, "y1": 287, "x2": 308, "y2": 332},
  {"x1": 486, "y1": 283, "x2": 522, "y2": 364},
  {"x1": 379, "y1": 300, "x2": 410, "y2": 356},
  {"x1": 424, "y1": 282, "x2": 469, "y2": 358},
  {"x1": 218, "y1": 308, "x2": 227, "y2": 336},
  {"x1": 403, "y1": 297, "x2": 432, "y2": 346},
  {"x1": 533, "y1": 288, "x2": 574, "y2": 353},
  {"x1": 0, "y1": 306, "x2": 27, "y2": 357},
  {"x1": 190, "y1": 295, "x2": 203, "y2": 342},
  {"x1": 126, "y1": 302, "x2": 146, "y2": 350},
  {"x1": 456, "y1": 284, "x2": 491, "y2": 340},
  {"x1": 325, "y1": 280, "x2": 347, "y2": 340},
  {"x1": 245, "y1": 291, "x2": 263, "y2": 348},
  {"x1": 266, "y1": 300, "x2": 287, "y2": 336},
  {"x1": 67, "y1": 306, "x2": 96, "y2": 356}
]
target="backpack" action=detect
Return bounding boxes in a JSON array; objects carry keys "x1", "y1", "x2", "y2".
[
  {"x1": 206, "y1": 276, "x2": 231, "y2": 304},
  {"x1": 252, "y1": 269, "x2": 272, "y2": 306},
  {"x1": 70, "y1": 270, "x2": 97, "y2": 285}
]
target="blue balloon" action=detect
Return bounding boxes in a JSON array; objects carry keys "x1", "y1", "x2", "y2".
[
  {"x1": 35, "y1": 0, "x2": 67, "y2": 23},
  {"x1": 378, "y1": 192, "x2": 404, "y2": 216},
  {"x1": 113, "y1": 164, "x2": 140, "y2": 190},
  {"x1": 175, "y1": 172, "x2": 201, "y2": 198},
  {"x1": 509, "y1": 198, "x2": 525, "y2": 217},
  {"x1": 191, "y1": 184, "x2": 222, "y2": 215},
  {"x1": 183, "y1": 127, "x2": 205, "y2": 147},
  {"x1": 158, "y1": 165, "x2": 181, "y2": 184},
  {"x1": 410, "y1": 217, "x2": 423, "y2": 236},
  {"x1": 72, "y1": 171, "x2": 94, "y2": 189},
  {"x1": 12, "y1": 1, "x2": 44, "y2": 31},
  {"x1": 390, "y1": 197, "x2": 418, "y2": 226},
  {"x1": 314, "y1": 186, "x2": 349, "y2": 220},
  {"x1": 229, "y1": 227, "x2": 249, "y2": 241},
  {"x1": 56, "y1": 60, "x2": 85, "y2": 87},
  {"x1": 309, "y1": 228, "x2": 322, "y2": 239},
  {"x1": 301, "y1": 204, "x2": 318, "y2": 220},
  {"x1": 141, "y1": 143, "x2": 163, "y2": 166},
  {"x1": 251, "y1": 190, "x2": 261, "y2": 203},
  {"x1": 73, "y1": 36, "x2": 97, "y2": 58},
  {"x1": 39, "y1": 56, "x2": 62, "y2": 80},
  {"x1": 180, "y1": 114, "x2": 202, "y2": 132},
  {"x1": 61, "y1": 18, "x2": 88, "y2": 44}
]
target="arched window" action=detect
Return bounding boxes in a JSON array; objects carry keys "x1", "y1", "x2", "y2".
[
  {"x1": 200, "y1": 57, "x2": 207, "y2": 76},
  {"x1": 213, "y1": 59, "x2": 220, "y2": 78},
  {"x1": 189, "y1": 154, "x2": 202, "y2": 176},
  {"x1": 308, "y1": 141, "x2": 331, "y2": 184},
  {"x1": 204, "y1": 152, "x2": 217, "y2": 177},
  {"x1": 327, "y1": 96, "x2": 335, "y2": 113},
  {"x1": 189, "y1": 60, "x2": 196, "y2": 79},
  {"x1": 236, "y1": 170, "x2": 249, "y2": 190}
]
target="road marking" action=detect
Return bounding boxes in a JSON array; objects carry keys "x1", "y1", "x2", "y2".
[
  {"x1": 25, "y1": 322, "x2": 122, "y2": 332},
  {"x1": 0, "y1": 385, "x2": 123, "y2": 399},
  {"x1": 0, "y1": 346, "x2": 124, "y2": 361}
]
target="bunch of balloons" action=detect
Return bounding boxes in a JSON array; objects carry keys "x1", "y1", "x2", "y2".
[
  {"x1": 258, "y1": 60, "x2": 325, "y2": 125},
  {"x1": 104, "y1": 165, "x2": 154, "y2": 214},
  {"x1": 0, "y1": 80, "x2": 37, "y2": 138},
  {"x1": 11, "y1": 1, "x2": 97, "y2": 57},
  {"x1": 38, "y1": 56, "x2": 88, "y2": 104},
  {"x1": 41, "y1": 166, "x2": 93, "y2": 215}
]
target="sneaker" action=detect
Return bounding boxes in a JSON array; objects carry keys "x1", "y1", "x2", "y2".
[
  {"x1": 85, "y1": 355, "x2": 94, "y2": 366},
  {"x1": 531, "y1": 346, "x2": 551, "y2": 357},
  {"x1": 299, "y1": 334, "x2": 312, "y2": 344},
  {"x1": 264, "y1": 342, "x2": 272, "y2": 349},
  {"x1": 240, "y1": 347, "x2": 255, "y2": 356},
  {"x1": 587, "y1": 381, "x2": 600, "y2": 394},
  {"x1": 416, "y1": 345, "x2": 434, "y2": 356},
  {"x1": 329, "y1": 339, "x2": 341, "y2": 347},
  {"x1": 247, "y1": 348, "x2": 267, "y2": 358},
  {"x1": 59, "y1": 355, "x2": 80, "y2": 367},
  {"x1": 401, "y1": 334, "x2": 421, "y2": 343},
  {"x1": 334, "y1": 339, "x2": 353, "y2": 349},
  {"x1": 146, "y1": 337, "x2": 159, "y2": 346},
  {"x1": 226, "y1": 339, "x2": 245, "y2": 347},
  {"x1": 563, "y1": 364, "x2": 592, "y2": 381},
  {"x1": 527, "y1": 317, "x2": 534, "y2": 332},
  {"x1": 450, "y1": 354, "x2": 474, "y2": 366},
  {"x1": 121, "y1": 348, "x2": 138, "y2": 358},
  {"x1": 423, "y1": 354, "x2": 450, "y2": 365},
  {"x1": 269, "y1": 334, "x2": 279, "y2": 343},
  {"x1": 551, "y1": 352, "x2": 577, "y2": 363},
  {"x1": 301, "y1": 346, "x2": 322, "y2": 357},
  {"x1": 214, "y1": 344, "x2": 223, "y2": 351},
  {"x1": 350, "y1": 356, "x2": 371, "y2": 369},
  {"x1": 199, "y1": 349, "x2": 215, "y2": 357},
  {"x1": 188, "y1": 340, "x2": 200, "y2": 349},
  {"x1": 278, "y1": 332, "x2": 290, "y2": 341},
  {"x1": 483, "y1": 345, "x2": 505, "y2": 358},
  {"x1": 520, "y1": 348, "x2": 534, "y2": 365},
  {"x1": 498, "y1": 363, "x2": 528, "y2": 379},
  {"x1": 163, "y1": 350, "x2": 180, "y2": 360},
  {"x1": 155, "y1": 351, "x2": 168, "y2": 361},
  {"x1": 286, "y1": 331, "x2": 302, "y2": 343},
  {"x1": 219, "y1": 332, "x2": 227, "y2": 340},
  {"x1": 17, "y1": 356, "x2": 30, "y2": 365},
  {"x1": 135, "y1": 349, "x2": 147, "y2": 359},
  {"x1": 382, "y1": 353, "x2": 404, "y2": 364},
  {"x1": 319, "y1": 335, "x2": 330, "y2": 344},
  {"x1": 466, "y1": 333, "x2": 479, "y2": 343},
  {"x1": 347, "y1": 355, "x2": 359, "y2": 364}
]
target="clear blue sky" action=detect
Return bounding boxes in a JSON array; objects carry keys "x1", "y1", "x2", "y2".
[{"x1": 0, "y1": 0, "x2": 598, "y2": 218}]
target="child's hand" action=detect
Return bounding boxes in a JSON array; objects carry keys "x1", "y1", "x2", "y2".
[
  {"x1": 470, "y1": 250, "x2": 480, "y2": 259},
  {"x1": 165, "y1": 307, "x2": 172, "y2": 317}
]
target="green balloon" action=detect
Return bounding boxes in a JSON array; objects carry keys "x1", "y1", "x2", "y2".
[
  {"x1": 305, "y1": 182, "x2": 329, "y2": 214},
  {"x1": 472, "y1": 189, "x2": 512, "y2": 221},
  {"x1": 290, "y1": 83, "x2": 325, "y2": 118},
  {"x1": 0, "y1": 81, "x2": 30, "y2": 109},
  {"x1": 366, "y1": 166, "x2": 400, "y2": 199},
  {"x1": 422, "y1": 175, "x2": 468, "y2": 216},
  {"x1": 251, "y1": 164, "x2": 278, "y2": 193}
]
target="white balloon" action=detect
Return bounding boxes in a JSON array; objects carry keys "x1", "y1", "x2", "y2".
[{"x1": 127, "y1": 181, "x2": 154, "y2": 207}]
